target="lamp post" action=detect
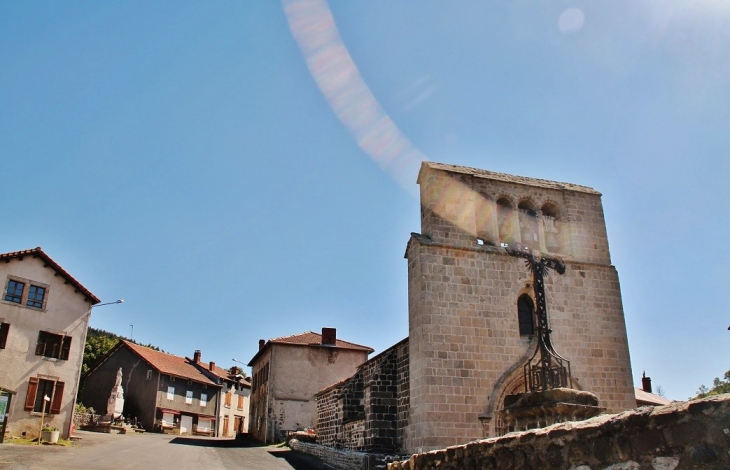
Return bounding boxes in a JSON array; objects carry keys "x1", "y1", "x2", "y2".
[
  {"x1": 38, "y1": 394, "x2": 50, "y2": 445},
  {"x1": 92, "y1": 299, "x2": 124, "y2": 308}
]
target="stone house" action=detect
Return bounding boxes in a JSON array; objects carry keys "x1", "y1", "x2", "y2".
[
  {"x1": 0, "y1": 247, "x2": 100, "y2": 439},
  {"x1": 247, "y1": 328, "x2": 373, "y2": 443},
  {"x1": 315, "y1": 162, "x2": 637, "y2": 454},
  {"x1": 82, "y1": 341, "x2": 228, "y2": 435}
]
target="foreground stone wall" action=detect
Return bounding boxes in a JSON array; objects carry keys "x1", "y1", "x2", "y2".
[
  {"x1": 290, "y1": 439, "x2": 406, "y2": 470},
  {"x1": 388, "y1": 395, "x2": 730, "y2": 470}
]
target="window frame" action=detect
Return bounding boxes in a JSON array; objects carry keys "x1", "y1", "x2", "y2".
[
  {"x1": 24, "y1": 377, "x2": 64, "y2": 414},
  {"x1": 3, "y1": 276, "x2": 49, "y2": 310},
  {"x1": 4, "y1": 279, "x2": 25, "y2": 304},
  {"x1": 200, "y1": 393, "x2": 207, "y2": 407},
  {"x1": 167, "y1": 386, "x2": 175, "y2": 401},
  {"x1": 35, "y1": 331, "x2": 71, "y2": 360},
  {"x1": 517, "y1": 294, "x2": 535, "y2": 336},
  {"x1": 185, "y1": 390, "x2": 193, "y2": 404},
  {"x1": 0, "y1": 322, "x2": 9, "y2": 349}
]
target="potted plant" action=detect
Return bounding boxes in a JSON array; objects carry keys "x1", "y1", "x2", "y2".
[{"x1": 41, "y1": 425, "x2": 60, "y2": 444}]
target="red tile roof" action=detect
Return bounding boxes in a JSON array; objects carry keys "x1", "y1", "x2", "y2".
[
  {"x1": 187, "y1": 358, "x2": 251, "y2": 388},
  {"x1": 635, "y1": 387, "x2": 672, "y2": 406},
  {"x1": 122, "y1": 340, "x2": 221, "y2": 386},
  {"x1": 247, "y1": 331, "x2": 374, "y2": 366},
  {"x1": 0, "y1": 247, "x2": 100, "y2": 304},
  {"x1": 269, "y1": 331, "x2": 373, "y2": 351}
]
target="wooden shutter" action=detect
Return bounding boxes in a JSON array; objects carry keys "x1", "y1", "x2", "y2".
[
  {"x1": 24, "y1": 377, "x2": 39, "y2": 411},
  {"x1": 35, "y1": 331, "x2": 46, "y2": 356},
  {"x1": 49, "y1": 381, "x2": 64, "y2": 414},
  {"x1": 0, "y1": 323, "x2": 9, "y2": 349},
  {"x1": 60, "y1": 336, "x2": 72, "y2": 360}
]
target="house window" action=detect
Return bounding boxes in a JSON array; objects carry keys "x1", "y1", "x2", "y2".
[
  {"x1": 4, "y1": 280, "x2": 24, "y2": 303},
  {"x1": 26, "y1": 285, "x2": 46, "y2": 308},
  {"x1": 224, "y1": 391, "x2": 232, "y2": 407},
  {"x1": 35, "y1": 331, "x2": 71, "y2": 360},
  {"x1": 237, "y1": 394, "x2": 244, "y2": 410},
  {"x1": 24, "y1": 377, "x2": 64, "y2": 414},
  {"x1": 197, "y1": 418, "x2": 212, "y2": 432},
  {"x1": 200, "y1": 393, "x2": 207, "y2": 407},
  {"x1": 518, "y1": 294, "x2": 535, "y2": 336},
  {"x1": 167, "y1": 386, "x2": 175, "y2": 401},
  {"x1": 185, "y1": 390, "x2": 193, "y2": 404},
  {"x1": 0, "y1": 322, "x2": 9, "y2": 349}
]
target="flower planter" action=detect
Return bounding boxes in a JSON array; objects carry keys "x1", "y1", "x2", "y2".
[{"x1": 41, "y1": 430, "x2": 60, "y2": 444}]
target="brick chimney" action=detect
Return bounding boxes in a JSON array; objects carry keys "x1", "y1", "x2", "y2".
[
  {"x1": 193, "y1": 350, "x2": 201, "y2": 363},
  {"x1": 642, "y1": 371, "x2": 652, "y2": 393},
  {"x1": 321, "y1": 327, "x2": 336, "y2": 346},
  {"x1": 209, "y1": 361, "x2": 215, "y2": 371},
  {"x1": 259, "y1": 339, "x2": 265, "y2": 350}
]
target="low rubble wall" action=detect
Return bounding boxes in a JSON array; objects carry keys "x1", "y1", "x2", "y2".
[
  {"x1": 387, "y1": 395, "x2": 730, "y2": 470},
  {"x1": 289, "y1": 439, "x2": 407, "y2": 470}
]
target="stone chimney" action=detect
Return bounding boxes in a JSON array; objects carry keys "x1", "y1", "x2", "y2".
[
  {"x1": 322, "y1": 327, "x2": 336, "y2": 346},
  {"x1": 259, "y1": 339, "x2": 265, "y2": 350},
  {"x1": 209, "y1": 361, "x2": 215, "y2": 371},
  {"x1": 642, "y1": 372, "x2": 652, "y2": 393},
  {"x1": 193, "y1": 350, "x2": 201, "y2": 363}
]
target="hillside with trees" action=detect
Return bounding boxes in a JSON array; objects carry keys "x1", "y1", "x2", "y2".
[{"x1": 695, "y1": 369, "x2": 730, "y2": 398}]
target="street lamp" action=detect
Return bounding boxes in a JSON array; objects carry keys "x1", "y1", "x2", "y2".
[{"x1": 92, "y1": 299, "x2": 124, "y2": 308}]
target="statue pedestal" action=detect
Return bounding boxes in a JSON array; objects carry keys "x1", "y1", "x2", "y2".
[{"x1": 500, "y1": 388, "x2": 603, "y2": 434}]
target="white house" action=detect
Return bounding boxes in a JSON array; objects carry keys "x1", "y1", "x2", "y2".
[{"x1": 0, "y1": 247, "x2": 99, "y2": 439}]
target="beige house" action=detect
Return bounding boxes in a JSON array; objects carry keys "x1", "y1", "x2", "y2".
[
  {"x1": 0, "y1": 247, "x2": 99, "y2": 439},
  {"x1": 190, "y1": 351, "x2": 251, "y2": 437},
  {"x1": 247, "y1": 328, "x2": 373, "y2": 443}
]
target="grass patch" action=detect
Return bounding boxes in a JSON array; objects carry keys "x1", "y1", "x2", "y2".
[{"x1": 6, "y1": 437, "x2": 73, "y2": 446}]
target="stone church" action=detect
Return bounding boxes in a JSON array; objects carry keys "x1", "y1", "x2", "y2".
[{"x1": 315, "y1": 162, "x2": 635, "y2": 454}]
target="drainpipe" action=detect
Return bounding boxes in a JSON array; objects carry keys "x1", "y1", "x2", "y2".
[
  {"x1": 266, "y1": 350, "x2": 274, "y2": 443},
  {"x1": 214, "y1": 383, "x2": 221, "y2": 437}
]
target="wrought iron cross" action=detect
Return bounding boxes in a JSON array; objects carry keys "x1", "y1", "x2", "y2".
[{"x1": 505, "y1": 242, "x2": 572, "y2": 392}]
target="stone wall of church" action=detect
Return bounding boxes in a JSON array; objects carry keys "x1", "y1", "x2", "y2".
[{"x1": 405, "y1": 165, "x2": 635, "y2": 453}]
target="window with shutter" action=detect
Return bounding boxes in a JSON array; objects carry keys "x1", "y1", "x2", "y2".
[
  {"x1": 34, "y1": 331, "x2": 71, "y2": 360},
  {"x1": 60, "y1": 337, "x2": 71, "y2": 360},
  {"x1": 49, "y1": 382, "x2": 64, "y2": 414},
  {"x1": 35, "y1": 331, "x2": 47, "y2": 356},
  {"x1": 24, "y1": 377, "x2": 39, "y2": 411},
  {"x1": 0, "y1": 322, "x2": 9, "y2": 349}
]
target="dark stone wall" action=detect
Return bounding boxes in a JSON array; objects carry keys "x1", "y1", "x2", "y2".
[
  {"x1": 387, "y1": 395, "x2": 730, "y2": 470},
  {"x1": 316, "y1": 338, "x2": 410, "y2": 453}
]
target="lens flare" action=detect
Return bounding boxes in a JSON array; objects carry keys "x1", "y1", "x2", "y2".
[{"x1": 282, "y1": 0, "x2": 424, "y2": 195}]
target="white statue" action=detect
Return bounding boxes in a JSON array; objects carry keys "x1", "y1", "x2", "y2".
[{"x1": 106, "y1": 368, "x2": 125, "y2": 420}]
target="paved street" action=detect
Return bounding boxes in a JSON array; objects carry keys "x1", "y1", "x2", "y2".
[{"x1": 0, "y1": 431, "x2": 330, "y2": 470}]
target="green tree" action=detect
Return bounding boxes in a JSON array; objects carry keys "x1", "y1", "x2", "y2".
[{"x1": 695, "y1": 370, "x2": 730, "y2": 398}]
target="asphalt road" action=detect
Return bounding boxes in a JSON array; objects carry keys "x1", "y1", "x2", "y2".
[{"x1": 0, "y1": 431, "x2": 331, "y2": 470}]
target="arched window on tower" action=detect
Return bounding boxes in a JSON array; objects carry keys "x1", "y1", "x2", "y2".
[
  {"x1": 517, "y1": 294, "x2": 535, "y2": 336},
  {"x1": 518, "y1": 201, "x2": 539, "y2": 248},
  {"x1": 497, "y1": 198, "x2": 516, "y2": 244},
  {"x1": 541, "y1": 202, "x2": 562, "y2": 253}
]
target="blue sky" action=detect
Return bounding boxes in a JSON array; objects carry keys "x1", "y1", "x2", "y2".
[{"x1": 2, "y1": 1, "x2": 728, "y2": 400}]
